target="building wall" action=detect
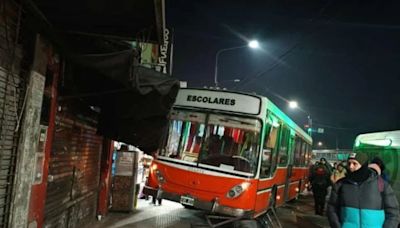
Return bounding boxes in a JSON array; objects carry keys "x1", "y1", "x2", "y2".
[{"x1": 0, "y1": 1, "x2": 28, "y2": 226}]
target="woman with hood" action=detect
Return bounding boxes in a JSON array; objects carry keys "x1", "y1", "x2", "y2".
[{"x1": 327, "y1": 152, "x2": 400, "y2": 228}]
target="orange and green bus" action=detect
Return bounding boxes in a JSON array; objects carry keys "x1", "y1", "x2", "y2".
[{"x1": 143, "y1": 88, "x2": 312, "y2": 227}]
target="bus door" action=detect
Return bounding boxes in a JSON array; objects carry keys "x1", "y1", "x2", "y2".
[
  {"x1": 255, "y1": 120, "x2": 278, "y2": 212},
  {"x1": 284, "y1": 133, "x2": 295, "y2": 202},
  {"x1": 275, "y1": 125, "x2": 290, "y2": 205}
]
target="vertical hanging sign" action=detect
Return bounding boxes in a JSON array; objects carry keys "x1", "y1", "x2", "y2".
[{"x1": 158, "y1": 28, "x2": 172, "y2": 74}]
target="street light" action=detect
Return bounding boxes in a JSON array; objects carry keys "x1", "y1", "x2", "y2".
[
  {"x1": 248, "y1": 40, "x2": 259, "y2": 49},
  {"x1": 288, "y1": 100, "x2": 313, "y2": 137},
  {"x1": 288, "y1": 101, "x2": 298, "y2": 109},
  {"x1": 214, "y1": 40, "x2": 259, "y2": 87}
]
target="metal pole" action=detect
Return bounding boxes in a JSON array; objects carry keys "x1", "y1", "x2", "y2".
[
  {"x1": 335, "y1": 133, "x2": 339, "y2": 150},
  {"x1": 214, "y1": 51, "x2": 220, "y2": 87},
  {"x1": 214, "y1": 45, "x2": 247, "y2": 88}
]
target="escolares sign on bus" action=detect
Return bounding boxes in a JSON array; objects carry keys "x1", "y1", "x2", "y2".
[{"x1": 174, "y1": 89, "x2": 261, "y2": 115}]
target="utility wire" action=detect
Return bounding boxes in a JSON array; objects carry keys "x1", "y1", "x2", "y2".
[{"x1": 233, "y1": 0, "x2": 338, "y2": 89}]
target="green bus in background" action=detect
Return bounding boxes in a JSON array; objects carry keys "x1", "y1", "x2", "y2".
[{"x1": 353, "y1": 130, "x2": 400, "y2": 201}]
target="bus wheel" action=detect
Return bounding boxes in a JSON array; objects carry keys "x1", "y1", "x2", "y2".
[
  {"x1": 234, "y1": 219, "x2": 260, "y2": 228},
  {"x1": 183, "y1": 205, "x2": 195, "y2": 209}
]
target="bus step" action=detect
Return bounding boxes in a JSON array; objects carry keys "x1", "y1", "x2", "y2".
[
  {"x1": 199, "y1": 214, "x2": 242, "y2": 228},
  {"x1": 260, "y1": 207, "x2": 282, "y2": 228}
]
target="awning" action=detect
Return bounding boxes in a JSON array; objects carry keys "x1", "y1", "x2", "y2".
[
  {"x1": 62, "y1": 49, "x2": 179, "y2": 153},
  {"x1": 26, "y1": 0, "x2": 175, "y2": 153}
]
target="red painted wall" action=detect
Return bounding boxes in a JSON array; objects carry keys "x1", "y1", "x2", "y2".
[
  {"x1": 28, "y1": 58, "x2": 59, "y2": 227},
  {"x1": 97, "y1": 140, "x2": 114, "y2": 216}
]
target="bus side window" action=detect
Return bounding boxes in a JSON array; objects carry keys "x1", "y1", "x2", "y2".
[
  {"x1": 304, "y1": 144, "x2": 311, "y2": 167},
  {"x1": 300, "y1": 141, "x2": 306, "y2": 166},
  {"x1": 277, "y1": 126, "x2": 290, "y2": 166},
  {"x1": 164, "y1": 120, "x2": 183, "y2": 157},
  {"x1": 260, "y1": 124, "x2": 279, "y2": 178},
  {"x1": 293, "y1": 137, "x2": 302, "y2": 166}
]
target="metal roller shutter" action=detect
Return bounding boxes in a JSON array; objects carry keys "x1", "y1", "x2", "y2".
[
  {"x1": 0, "y1": 0, "x2": 27, "y2": 226},
  {"x1": 44, "y1": 109, "x2": 103, "y2": 228}
]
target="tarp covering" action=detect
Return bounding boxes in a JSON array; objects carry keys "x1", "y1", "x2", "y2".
[{"x1": 63, "y1": 49, "x2": 179, "y2": 153}]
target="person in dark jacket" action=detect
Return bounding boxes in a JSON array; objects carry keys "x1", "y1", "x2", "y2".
[
  {"x1": 320, "y1": 157, "x2": 333, "y2": 175},
  {"x1": 310, "y1": 161, "x2": 331, "y2": 215},
  {"x1": 327, "y1": 152, "x2": 400, "y2": 228},
  {"x1": 370, "y1": 156, "x2": 390, "y2": 182}
]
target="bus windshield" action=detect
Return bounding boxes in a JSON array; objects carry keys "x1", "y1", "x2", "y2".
[{"x1": 159, "y1": 109, "x2": 261, "y2": 175}]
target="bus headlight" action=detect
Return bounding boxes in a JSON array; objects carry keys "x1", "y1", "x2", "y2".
[
  {"x1": 226, "y1": 182, "x2": 251, "y2": 199},
  {"x1": 155, "y1": 169, "x2": 165, "y2": 184},
  {"x1": 151, "y1": 164, "x2": 158, "y2": 172}
]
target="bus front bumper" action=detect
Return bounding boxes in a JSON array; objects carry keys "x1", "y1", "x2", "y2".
[{"x1": 143, "y1": 186, "x2": 252, "y2": 218}]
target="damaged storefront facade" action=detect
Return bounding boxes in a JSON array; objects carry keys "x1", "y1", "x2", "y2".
[{"x1": 0, "y1": 0, "x2": 179, "y2": 227}]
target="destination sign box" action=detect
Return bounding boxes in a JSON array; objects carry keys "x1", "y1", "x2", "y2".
[{"x1": 174, "y1": 89, "x2": 261, "y2": 115}]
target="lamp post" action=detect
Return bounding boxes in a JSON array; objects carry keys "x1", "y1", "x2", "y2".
[{"x1": 214, "y1": 40, "x2": 259, "y2": 87}]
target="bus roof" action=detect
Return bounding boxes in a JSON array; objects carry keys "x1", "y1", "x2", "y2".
[
  {"x1": 174, "y1": 88, "x2": 311, "y2": 143},
  {"x1": 354, "y1": 130, "x2": 400, "y2": 148}
]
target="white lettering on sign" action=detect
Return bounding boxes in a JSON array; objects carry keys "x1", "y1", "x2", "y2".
[
  {"x1": 158, "y1": 28, "x2": 169, "y2": 74},
  {"x1": 175, "y1": 89, "x2": 261, "y2": 115},
  {"x1": 186, "y1": 95, "x2": 236, "y2": 106}
]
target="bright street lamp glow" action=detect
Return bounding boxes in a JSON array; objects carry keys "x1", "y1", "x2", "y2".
[
  {"x1": 248, "y1": 40, "x2": 259, "y2": 49},
  {"x1": 288, "y1": 101, "x2": 298, "y2": 109},
  {"x1": 318, "y1": 141, "x2": 323, "y2": 146}
]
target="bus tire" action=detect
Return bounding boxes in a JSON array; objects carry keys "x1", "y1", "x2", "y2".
[
  {"x1": 183, "y1": 205, "x2": 195, "y2": 209},
  {"x1": 234, "y1": 219, "x2": 260, "y2": 228}
]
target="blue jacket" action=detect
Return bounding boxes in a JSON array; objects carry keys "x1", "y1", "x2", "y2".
[{"x1": 327, "y1": 169, "x2": 400, "y2": 228}]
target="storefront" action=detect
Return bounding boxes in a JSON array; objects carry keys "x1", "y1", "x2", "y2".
[{"x1": 5, "y1": 0, "x2": 180, "y2": 227}]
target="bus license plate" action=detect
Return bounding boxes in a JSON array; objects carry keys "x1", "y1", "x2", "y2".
[{"x1": 180, "y1": 195, "x2": 194, "y2": 206}]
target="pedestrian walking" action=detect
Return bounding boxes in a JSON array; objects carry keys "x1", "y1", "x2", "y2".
[
  {"x1": 320, "y1": 157, "x2": 333, "y2": 174},
  {"x1": 310, "y1": 161, "x2": 331, "y2": 215},
  {"x1": 327, "y1": 152, "x2": 400, "y2": 228},
  {"x1": 369, "y1": 156, "x2": 389, "y2": 182},
  {"x1": 330, "y1": 162, "x2": 347, "y2": 184}
]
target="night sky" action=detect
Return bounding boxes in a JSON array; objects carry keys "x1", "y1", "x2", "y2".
[{"x1": 166, "y1": 0, "x2": 400, "y2": 149}]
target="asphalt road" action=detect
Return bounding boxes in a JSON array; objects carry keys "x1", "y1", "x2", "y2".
[{"x1": 91, "y1": 191, "x2": 330, "y2": 228}]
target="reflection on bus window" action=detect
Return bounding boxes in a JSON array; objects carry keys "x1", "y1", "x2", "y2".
[
  {"x1": 294, "y1": 137, "x2": 302, "y2": 166},
  {"x1": 199, "y1": 114, "x2": 261, "y2": 174},
  {"x1": 260, "y1": 124, "x2": 279, "y2": 178},
  {"x1": 161, "y1": 110, "x2": 206, "y2": 162},
  {"x1": 161, "y1": 110, "x2": 261, "y2": 174},
  {"x1": 278, "y1": 127, "x2": 290, "y2": 166},
  {"x1": 305, "y1": 144, "x2": 311, "y2": 166},
  {"x1": 300, "y1": 142, "x2": 307, "y2": 165}
]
